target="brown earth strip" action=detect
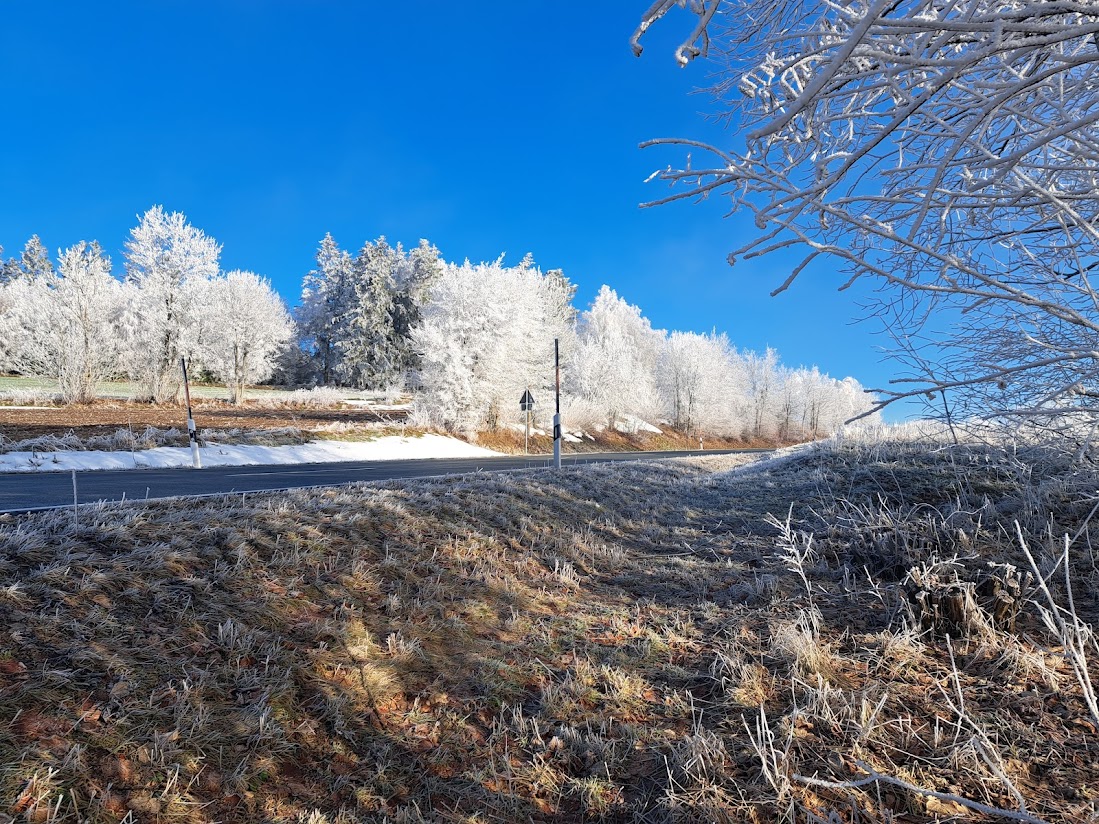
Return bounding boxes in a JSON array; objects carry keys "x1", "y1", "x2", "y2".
[{"x1": 0, "y1": 401, "x2": 407, "y2": 442}]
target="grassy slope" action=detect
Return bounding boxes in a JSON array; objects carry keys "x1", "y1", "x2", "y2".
[{"x1": 0, "y1": 443, "x2": 1097, "y2": 822}]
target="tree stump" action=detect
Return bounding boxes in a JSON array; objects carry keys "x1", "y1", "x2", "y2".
[
  {"x1": 904, "y1": 560, "x2": 1032, "y2": 637},
  {"x1": 975, "y1": 562, "x2": 1033, "y2": 633}
]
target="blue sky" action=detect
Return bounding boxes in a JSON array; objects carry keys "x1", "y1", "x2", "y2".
[{"x1": 0, "y1": 2, "x2": 914, "y2": 418}]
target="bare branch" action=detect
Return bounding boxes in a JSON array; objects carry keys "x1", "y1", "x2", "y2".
[{"x1": 794, "y1": 761, "x2": 1052, "y2": 824}]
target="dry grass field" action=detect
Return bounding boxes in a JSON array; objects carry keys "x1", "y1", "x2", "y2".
[{"x1": 0, "y1": 439, "x2": 1097, "y2": 822}]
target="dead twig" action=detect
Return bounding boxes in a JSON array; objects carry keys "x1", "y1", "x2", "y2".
[{"x1": 793, "y1": 760, "x2": 1051, "y2": 824}]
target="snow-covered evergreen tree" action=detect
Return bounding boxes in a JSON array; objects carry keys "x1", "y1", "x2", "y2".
[
  {"x1": 296, "y1": 233, "x2": 354, "y2": 385},
  {"x1": 199, "y1": 270, "x2": 294, "y2": 404},
  {"x1": 391, "y1": 238, "x2": 444, "y2": 376},
  {"x1": 297, "y1": 234, "x2": 446, "y2": 390},
  {"x1": 1, "y1": 241, "x2": 123, "y2": 403},
  {"x1": 339, "y1": 238, "x2": 402, "y2": 389},
  {"x1": 17, "y1": 236, "x2": 54, "y2": 281},
  {"x1": 0, "y1": 236, "x2": 53, "y2": 284},
  {"x1": 122, "y1": 206, "x2": 220, "y2": 402}
]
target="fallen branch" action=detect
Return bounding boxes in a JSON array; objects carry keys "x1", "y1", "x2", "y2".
[{"x1": 793, "y1": 760, "x2": 1050, "y2": 824}]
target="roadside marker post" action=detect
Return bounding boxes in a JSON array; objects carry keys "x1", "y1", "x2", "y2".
[
  {"x1": 553, "y1": 339, "x2": 562, "y2": 470},
  {"x1": 71, "y1": 470, "x2": 78, "y2": 526},
  {"x1": 180, "y1": 357, "x2": 202, "y2": 470}
]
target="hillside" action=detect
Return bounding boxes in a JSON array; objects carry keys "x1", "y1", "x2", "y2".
[{"x1": 0, "y1": 440, "x2": 1096, "y2": 822}]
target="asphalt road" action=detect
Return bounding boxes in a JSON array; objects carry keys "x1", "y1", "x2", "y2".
[{"x1": 0, "y1": 449, "x2": 772, "y2": 513}]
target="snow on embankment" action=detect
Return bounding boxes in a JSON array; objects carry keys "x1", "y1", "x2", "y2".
[{"x1": 0, "y1": 434, "x2": 501, "y2": 473}]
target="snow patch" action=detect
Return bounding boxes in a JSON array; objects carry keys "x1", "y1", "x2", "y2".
[
  {"x1": 507, "y1": 423, "x2": 548, "y2": 436},
  {"x1": 614, "y1": 415, "x2": 663, "y2": 435},
  {"x1": 343, "y1": 400, "x2": 412, "y2": 410},
  {"x1": 0, "y1": 434, "x2": 501, "y2": 474}
]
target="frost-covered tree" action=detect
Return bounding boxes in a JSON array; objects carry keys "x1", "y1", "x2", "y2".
[
  {"x1": 659, "y1": 330, "x2": 747, "y2": 436},
  {"x1": 297, "y1": 234, "x2": 445, "y2": 389},
  {"x1": 0, "y1": 236, "x2": 53, "y2": 284},
  {"x1": 414, "y1": 256, "x2": 575, "y2": 432},
  {"x1": 17, "y1": 236, "x2": 54, "y2": 281},
  {"x1": 742, "y1": 347, "x2": 780, "y2": 440},
  {"x1": 200, "y1": 270, "x2": 293, "y2": 404},
  {"x1": 821, "y1": 375, "x2": 878, "y2": 433},
  {"x1": 571, "y1": 286, "x2": 663, "y2": 430},
  {"x1": 1, "y1": 241, "x2": 123, "y2": 403},
  {"x1": 297, "y1": 234, "x2": 354, "y2": 385},
  {"x1": 392, "y1": 239, "x2": 444, "y2": 374},
  {"x1": 123, "y1": 206, "x2": 220, "y2": 402},
  {"x1": 635, "y1": 1, "x2": 1099, "y2": 427},
  {"x1": 761, "y1": 363, "x2": 877, "y2": 439},
  {"x1": 340, "y1": 238, "x2": 402, "y2": 389}
]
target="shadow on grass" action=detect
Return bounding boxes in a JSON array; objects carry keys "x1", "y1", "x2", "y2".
[{"x1": 1, "y1": 458, "x2": 771, "y2": 821}]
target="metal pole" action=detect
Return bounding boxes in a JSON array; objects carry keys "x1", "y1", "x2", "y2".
[
  {"x1": 180, "y1": 357, "x2": 202, "y2": 469},
  {"x1": 524, "y1": 388, "x2": 531, "y2": 456},
  {"x1": 553, "y1": 339, "x2": 562, "y2": 469}
]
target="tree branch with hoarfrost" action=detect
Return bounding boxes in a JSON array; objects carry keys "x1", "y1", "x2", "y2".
[{"x1": 635, "y1": 1, "x2": 1099, "y2": 427}]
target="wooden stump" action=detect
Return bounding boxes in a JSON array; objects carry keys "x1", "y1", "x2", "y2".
[
  {"x1": 976, "y1": 563, "x2": 1033, "y2": 633},
  {"x1": 905, "y1": 560, "x2": 1032, "y2": 637}
]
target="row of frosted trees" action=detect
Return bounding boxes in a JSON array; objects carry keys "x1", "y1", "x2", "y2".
[
  {"x1": 409, "y1": 261, "x2": 872, "y2": 440},
  {"x1": 0, "y1": 209, "x2": 293, "y2": 404},
  {"x1": 296, "y1": 234, "x2": 874, "y2": 438},
  {"x1": 0, "y1": 211, "x2": 873, "y2": 437}
]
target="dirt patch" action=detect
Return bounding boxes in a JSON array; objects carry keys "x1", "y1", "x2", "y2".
[
  {"x1": 0, "y1": 400, "x2": 407, "y2": 443},
  {"x1": 476, "y1": 425, "x2": 788, "y2": 454}
]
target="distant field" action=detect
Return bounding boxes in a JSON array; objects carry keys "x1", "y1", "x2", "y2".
[
  {"x1": 0, "y1": 375, "x2": 55, "y2": 393},
  {"x1": 0, "y1": 374, "x2": 383, "y2": 402}
]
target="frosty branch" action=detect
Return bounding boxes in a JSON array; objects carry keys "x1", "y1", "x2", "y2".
[{"x1": 636, "y1": 0, "x2": 1099, "y2": 426}]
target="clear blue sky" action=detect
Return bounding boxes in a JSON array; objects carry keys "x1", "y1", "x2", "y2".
[{"x1": 0, "y1": 2, "x2": 914, "y2": 418}]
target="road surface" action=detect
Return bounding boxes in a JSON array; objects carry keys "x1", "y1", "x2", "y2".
[{"x1": 0, "y1": 449, "x2": 772, "y2": 514}]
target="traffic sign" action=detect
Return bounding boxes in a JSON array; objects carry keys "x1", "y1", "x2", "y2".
[{"x1": 519, "y1": 389, "x2": 535, "y2": 411}]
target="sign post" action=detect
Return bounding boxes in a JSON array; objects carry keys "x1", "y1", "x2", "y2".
[
  {"x1": 519, "y1": 388, "x2": 535, "y2": 455},
  {"x1": 553, "y1": 339, "x2": 562, "y2": 470},
  {"x1": 180, "y1": 357, "x2": 202, "y2": 470}
]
